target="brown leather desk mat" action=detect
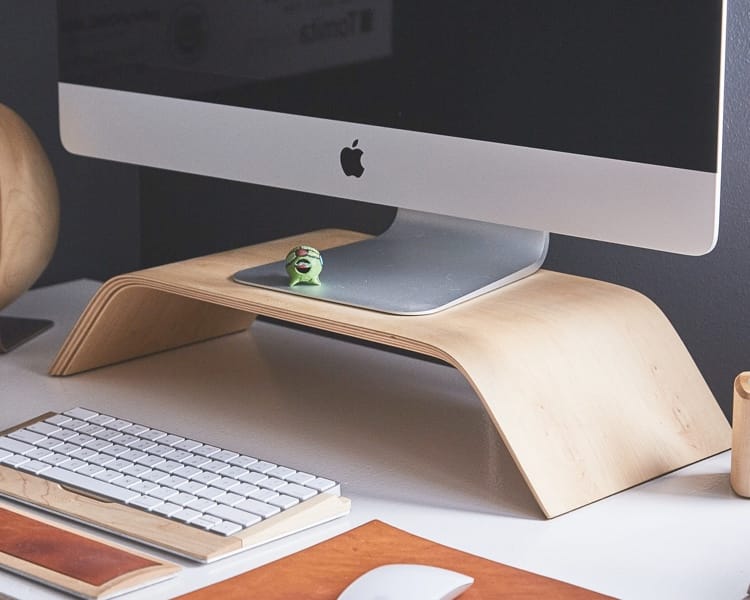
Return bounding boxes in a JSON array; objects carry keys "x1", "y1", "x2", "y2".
[
  {"x1": 178, "y1": 520, "x2": 613, "y2": 599},
  {"x1": 0, "y1": 502, "x2": 180, "y2": 599}
]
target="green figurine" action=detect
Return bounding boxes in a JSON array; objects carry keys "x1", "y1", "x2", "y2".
[{"x1": 285, "y1": 245, "x2": 323, "y2": 286}]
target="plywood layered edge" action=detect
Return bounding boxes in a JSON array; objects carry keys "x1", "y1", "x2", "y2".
[{"x1": 50, "y1": 229, "x2": 731, "y2": 518}]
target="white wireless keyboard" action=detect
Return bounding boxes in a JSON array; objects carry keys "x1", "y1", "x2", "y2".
[{"x1": 0, "y1": 408, "x2": 350, "y2": 562}]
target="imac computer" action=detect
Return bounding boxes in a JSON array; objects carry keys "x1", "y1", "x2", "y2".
[{"x1": 57, "y1": 1, "x2": 725, "y2": 314}]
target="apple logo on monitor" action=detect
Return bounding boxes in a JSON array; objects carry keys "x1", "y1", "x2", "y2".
[{"x1": 340, "y1": 139, "x2": 364, "y2": 177}]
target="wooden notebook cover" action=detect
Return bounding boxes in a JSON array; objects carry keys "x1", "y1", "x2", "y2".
[{"x1": 178, "y1": 520, "x2": 613, "y2": 599}]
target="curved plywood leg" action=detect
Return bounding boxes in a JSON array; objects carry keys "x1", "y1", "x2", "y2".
[
  {"x1": 50, "y1": 280, "x2": 255, "y2": 376},
  {"x1": 50, "y1": 230, "x2": 731, "y2": 517}
]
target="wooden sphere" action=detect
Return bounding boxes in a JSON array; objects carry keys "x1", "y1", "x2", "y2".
[{"x1": 0, "y1": 104, "x2": 59, "y2": 310}]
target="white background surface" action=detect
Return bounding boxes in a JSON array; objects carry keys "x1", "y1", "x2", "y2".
[{"x1": 1, "y1": 280, "x2": 749, "y2": 599}]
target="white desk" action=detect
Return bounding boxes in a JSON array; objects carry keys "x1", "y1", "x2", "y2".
[{"x1": 1, "y1": 280, "x2": 748, "y2": 600}]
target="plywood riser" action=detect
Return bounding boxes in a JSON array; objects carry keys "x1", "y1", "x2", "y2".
[{"x1": 49, "y1": 230, "x2": 731, "y2": 518}]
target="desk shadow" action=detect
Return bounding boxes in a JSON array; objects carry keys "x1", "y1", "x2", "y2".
[
  {"x1": 62, "y1": 322, "x2": 542, "y2": 520},
  {"x1": 639, "y1": 469, "x2": 734, "y2": 500}
]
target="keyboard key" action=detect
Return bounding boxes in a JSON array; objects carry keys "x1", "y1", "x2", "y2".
[
  {"x1": 174, "y1": 439, "x2": 201, "y2": 452},
  {"x1": 268, "y1": 466, "x2": 295, "y2": 480},
  {"x1": 0, "y1": 449, "x2": 11, "y2": 462},
  {"x1": 171, "y1": 492, "x2": 199, "y2": 507},
  {"x1": 78, "y1": 424, "x2": 104, "y2": 436},
  {"x1": 213, "y1": 477, "x2": 241, "y2": 491},
  {"x1": 70, "y1": 448, "x2": 99, "y2": 460},
  {"x1": 159, "y1": 434, "x2": 185, "y2": 447},
  {"x1": 130, "y1": 495, "x2": 163, "y2": 511},
  {"x1": 193, "y1": 445, "x2": 220, "y2": 458},
  {"x1": 152, "y1": 502, "x2": 181, "y2": 517},
  {"x1": 176, "y1": 480, "x2": 206, "y2": 495},
  {"x1": 28, "y1": 422, "x2": 60, "y2": 436},
  {"x1": 123, "y1": 463, "x2": 151, "y2": 477},
  {"x1": 183, "y1": 455, "x2": 211, "y2": 468},
  {"x1": 307, "y1": 477, "x2": 336, "y2": 492},
  {"x1": 216, "y1": 492, "x2": 244, "y2": 507},
  {"x1": 64, "y1": 407, "x2": 98, "y2": 421},
  {"x1": 87, "y1": 439, "x2": 113, "y2": 452},
  {"x1": 101, "y1": 444, "x2": 129, "y2": 457},
  {"x1": 268, "y1": 494, "x2": 299, "y2": 509},
  {"x1": 202, "y1": 461, "x2": 230, "y2": 474},
  {"x1": 9, "y1": 429, "x2": 45, "y2": 445},
  {"x1": 173, "y1": 508, "x2": 202, "y2": 524},
  {"x1": 95, "y1": 469, "x2": 123, "y2": 483},
  {"x1": 248, "y1": 488, "x2": 278, "y2": 503},
  {"x1": 141, "y1": 429, "x2": 166, "y2": 441},
  {"x1": 235, "y1": 497, "x2": 280, "y2": 519},
  {"x1": 188, "y1": 498, "x2": 216, "y2": 512},
  {"x1": 212, "y1": 450, "x2": 239, "y2": 463},
  {"x1": 147, "y1": 444, "x2": 174, "y2": 457},
  {"x1": 112, "y1": 475, "x2": 142, "y2": 489},
  {"x1": 228, "y1": 455, "x2": 257, "y2": 469},
  {"x1": 77, "y1": 464, "x2": 105, "y2": 477},
  {"x1": 277, "y1": 483, "x2": 317, "y2": 500},
  {"x1": 136, "y1": 455, "x2": 165, "y2": 468},
  {"x1": 89, "y1": 414, "x2": 115, "y2": 426},
  {"x1": 210, "y1": 521, "x2": 242, "y2": 536},
  {"x1": 1, "y1": 454, "x2": 29, "y2": 467},
  {"x1": 68, "y1": 434, "x2": 95, "y2": 446},
  {"x1": 163, "y1": 449, "x2": 192, "y2": 462},
  {"x1": 206, "y1": 504, "x2": 262, "y2": 528},
  {"x1": 42, "y1": 453, "x2": 71, "y2": 466},
  {"x1": 149, "y1": 486, "x2": 179, "y2": 501},
  {"x1": 122, "y1": 424, "x2": 149, "y2": 436},
  {"x1": 173, "y1": 465, "x2": 202, "y2": 479},
  {"x1": 18, "y1": 460, "x2": 51, "y2": 475},
  {"x1": 258, "y1": 477, "x2": 286, "y2": 491},
  {"x1": 232, "y1": 483, "x2": 260, "y2": 497},
  {"x1": 59, "y1": 458, "x2": 87, "y2": 472},
  {"x1": 142, "y1": 470, "x2": 169, "y2": 483},
  {"x1": 286, "y1": 471, "x2": 315, "y2": 485},
  {"x1": 192, "y1": 471, "x2": 220, "y2": 486},
  {"x1": 37, "y1": 437, "x2": 63, "y2": 450},
  {"x1": 131, "y1": 481, "x2": 159, "y2": 495},
  {"x1": 26, "y1": 448, "x2": 53, "y2": 461},
  {"x1": 42, "y1": 466, "x2": 141, "y2": 503},
  {"x1": 93, "y1": 429, "x2": 121, "y2": 441},
  {"x1": 107, "y1": 419, "x2": 132, "y2": 431},
  {"x1": 250, "y1": 460, "x2": 276, "y2": 473},
  {"x1": 88, "y1": 453, "x2": 114, "y2": 467},
  {"x1": 49, "y1": 429, "x2": 77, "y2": 441},
  {"x1": 0, "y1": 437, "x2": 33, "y2": 455},
  {"x1": 60, "y1": 418, "x2": 87, "y2": 431},
  {"x1": 191, "y1": 515, "x2": 222, "y2": 530},
  {"x1": 45, "y1": 415, "x2": 71, "y2": 426},
  {"x1": 195, "y1": 486, "x2": 225, "y2": 501},
  {"x1": 238, "y1": 472, "x2": 267, "y2": 485}
]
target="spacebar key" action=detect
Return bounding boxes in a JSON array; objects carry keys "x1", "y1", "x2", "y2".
[{"x1": 42, "y1": 467, "x2": 141, "y2": 503}]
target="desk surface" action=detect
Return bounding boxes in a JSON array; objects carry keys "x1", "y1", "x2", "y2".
[{"x1": 0, "y1": 280, "x2": 747, "y2": 600}]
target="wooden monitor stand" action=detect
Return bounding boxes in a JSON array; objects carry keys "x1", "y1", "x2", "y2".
[{"x1": 50, "y1": 229, "x2": 730, "y2": 518}]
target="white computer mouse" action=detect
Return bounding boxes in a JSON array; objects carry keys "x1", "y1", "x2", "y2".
[{"x1": 337, "y1": 563, "x2": 474, "y2": 600}]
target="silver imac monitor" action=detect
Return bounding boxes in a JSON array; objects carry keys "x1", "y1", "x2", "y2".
[{"x1": 57, "y1": 1, "x2": 725, "y2": 314}]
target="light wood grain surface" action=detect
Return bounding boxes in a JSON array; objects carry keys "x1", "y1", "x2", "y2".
[{"x1": 50, "y1": 230, "x2": 731, "y2": 517}]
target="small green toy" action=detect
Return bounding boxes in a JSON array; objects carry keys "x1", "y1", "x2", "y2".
[{"x1": 285, "y1": 245, "x2": 323, "y2": 286}]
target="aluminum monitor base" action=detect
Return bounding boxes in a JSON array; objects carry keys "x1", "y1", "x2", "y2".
[{"x1": 233, "y1": 210, "x2": 549, "y2": 315}]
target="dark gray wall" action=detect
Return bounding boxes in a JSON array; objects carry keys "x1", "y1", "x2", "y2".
[
  {"x1": 0, "y1": 0, "x2": 140, "y2": 284},
  {"x1": 2, "y1": 1, "x2": 747, "y2": 418}
]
